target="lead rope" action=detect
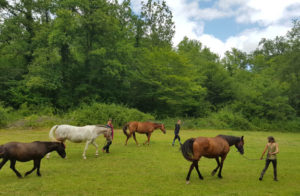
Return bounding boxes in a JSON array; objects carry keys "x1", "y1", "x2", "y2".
[{"x1": 241, "y1": 154, "x2": 264, "y2": 161}]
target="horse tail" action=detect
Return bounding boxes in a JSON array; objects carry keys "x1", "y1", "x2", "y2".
[
  {"x1": 123, "y1": 123, "x2": 129, "y2": 137},
  {"x1": 49, "y1": 125, "x2": 59, "y2": 141},
  {"x1": 181, "y1": 138, "x2": 195, "y2": 162}
]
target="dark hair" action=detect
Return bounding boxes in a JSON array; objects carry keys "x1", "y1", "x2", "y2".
[{"x1": 268, "y1": 136, "x2": 275, "y2": 143}]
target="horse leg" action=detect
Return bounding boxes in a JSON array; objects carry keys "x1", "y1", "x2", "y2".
[
  {"x1": 132, "y1": 132, "x2": 139, "y2": 145},
  {"x1": 125, "y1": 132, "x2": 133, "y2": 145},
  {"x1": 144, "y1": 133, "x2": 151, "y2": 145},
  {"x1": 147, "y1": 133, "x2": 152, "y2": 145},
  {"x1": 10, "y1": 159, "x2": 22, "y2": 178},
  {"x1": 25, "y1": 160, "x2": 37, "y2": 176},
  {"x1": 194, "y1": 160, "x2": 204, "y2": 180},
  {"x1": 0, "y1": 158, "x2": 8, "y2": 170},
  {"x1": 211, "y1": 157, "x2": 220, "y2": 176},
  {"x1": 218, "y1": 155, "x2": 227, "y2": 179},
  {"x1": 143, "y1": 133, "x2": 148, "y2": 145},
  {"x1": 83, "y1": 140, "x2": 92, "y2": 159},
  {"x1": 91, "y1": 140, "x2": 99, "y2": 156},
  {"x1": 186, "y1": 161, "x2": 195, "y2": 184},
  {"x1": 35, "y1": 159, "x2": 42, "y2": 176}
]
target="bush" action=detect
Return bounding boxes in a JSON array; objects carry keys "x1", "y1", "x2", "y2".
[
  {"x1": 208, "y1": 108, "x2": 255, "y2": 130},
  {"x1": 67, "y1": 102, "x2": 155, "y2": 127},
  {"x1": 0, "y1": 105, "x2": 9, "y2": 128},
  {"x1": 251, "y1": 118, "x2": 300, "y2": 132}
]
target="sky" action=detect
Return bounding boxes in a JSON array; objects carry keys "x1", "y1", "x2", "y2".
[{"x1": 129, "y1": 0, "x2": 300, "y2": 57}]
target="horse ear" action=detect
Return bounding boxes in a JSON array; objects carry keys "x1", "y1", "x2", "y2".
[{"x1": 241, "y1": 136, "x2": 244, "y2": 140}]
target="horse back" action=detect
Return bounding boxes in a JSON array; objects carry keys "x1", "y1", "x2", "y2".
[
  {"x1": 2, "y1": 142, "x2": 46, "y2": 161},
  {"x1": 137, "y1": 122, "x2": 156, "y2": 133},
  {"x1": 193, "y1": 137, "x2": 229, "y2": 159}
]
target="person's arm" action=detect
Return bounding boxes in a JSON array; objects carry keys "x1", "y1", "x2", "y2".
[{"x1": 260, "y1": 144, "x2": 268, "y2": 160}]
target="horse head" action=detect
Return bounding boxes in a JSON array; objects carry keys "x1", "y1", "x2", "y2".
[
  {"x1": 56, "y1": 142, "x2": 66, "y2": 158},
  {"x1": 160, "y1": 124, "x2": 166, "y2": 134},
  {"x1": 104, "y1": 129, "x2": 112, "y2": 141},
  {"x1": 235, "y1": 136, "x2": 244, "y2": 155}
]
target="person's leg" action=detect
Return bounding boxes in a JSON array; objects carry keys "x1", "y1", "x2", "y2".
[
  {"x1": 104, "y1": 141, "x2": 112, "y2": 153},
  {"x1": 172, "y1": 135, "x2": 177, "y2": 146},
  {"x1": 102, "y1": 142, "x2": 108, "y2": 152},
  {"x1": 272, "y1": 159, "x2": 278, "y2": 181},
  {"x1": 259, "y1": 159, "x2": 271, "y2": 180},
  {"x1": 177, "y1": 135, "x2": 182, "y2": 145}
]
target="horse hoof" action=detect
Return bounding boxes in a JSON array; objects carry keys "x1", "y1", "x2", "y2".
[
  {"x1": 83, "y1": 157, "x2": 87, "y2": 160},
  {"x1": 211, "y1": 171, "x2": 216, "y2": 176},
  {"x1": 186, "y1": 181, "x2": 190, "y2": 185},
  {"x1": 218, "y1": 176, "x2": 223, "y2": 179},
  {"x1": 200, "y1": 176, "x2": 204, "y2": 180}
]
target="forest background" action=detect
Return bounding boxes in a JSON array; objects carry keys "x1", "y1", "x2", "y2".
[{"x1": 0, "y1": 0, "x2": 299, "y2": 131}]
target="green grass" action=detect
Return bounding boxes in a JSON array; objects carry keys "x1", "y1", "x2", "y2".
[{"x1": 0, "y1": 128, "x2": 300, "y2": 196}]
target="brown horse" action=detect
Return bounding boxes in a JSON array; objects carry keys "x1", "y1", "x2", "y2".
[
  {"x1": 181, "y1": 135, "x2": 244, "y2": 184},
  {"x1": 0, "y1": 141, "x2": 66, "y2": 178},
  {"x1": 123, "y1": 121, "x2": 166, "y2": 145}
]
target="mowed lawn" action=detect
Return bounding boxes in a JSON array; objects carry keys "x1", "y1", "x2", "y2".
[{"x1": 0, "y1": 128, "x2": 300, "y2": 196}]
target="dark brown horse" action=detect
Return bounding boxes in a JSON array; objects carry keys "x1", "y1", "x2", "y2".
[
  {"x1": 123, "y1": 121, "x2": 166, "y2": 145},
  {"x1": 0, "y1": 141, "x2": 66, "y2": 178},
  {"x1": 181, "y1": 135, "x2": 244, "y2": 184}
]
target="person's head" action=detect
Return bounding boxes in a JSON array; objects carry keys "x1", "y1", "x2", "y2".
[
  {"x1": 177, "y1": 120, "x2": 181, "y2": 124},
  {"x1": 268, "y1": 136, "x2": 275, "y2": 143}
]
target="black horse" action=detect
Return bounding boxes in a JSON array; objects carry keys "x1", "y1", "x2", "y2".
[{"x1": 0, "y1": 141, "x2": 66, "y2": 178}]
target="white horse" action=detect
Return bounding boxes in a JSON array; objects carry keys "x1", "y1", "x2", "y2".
[{"x1": 47, "y1": 124, "x2": 112, "y2": 159}]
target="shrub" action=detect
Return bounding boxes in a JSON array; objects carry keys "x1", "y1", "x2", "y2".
[
  {"x1": 209, "y1": 108, "x2": 255, "y2": 130},
  {"x1": 67, "y1": 102, "x2": 155, "y2": 127},
  {"x1": 0, "y1": 105, "x2": 9, "y2": 128}
]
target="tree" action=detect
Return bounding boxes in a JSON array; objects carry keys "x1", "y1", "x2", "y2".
[{"x1": 140, "y1": 0, "x2": 175, "y2": 47}]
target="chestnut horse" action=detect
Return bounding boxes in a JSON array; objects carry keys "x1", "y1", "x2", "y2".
[
  {"x1": 0, "y1": 141, "x2": 66, "y2": 178},
  {"x1": 123, "y1": 121, "x2": 166, "y2": 145},
  {"x1": 181, "y1": 135, "x2": 244, "y2": 184}
]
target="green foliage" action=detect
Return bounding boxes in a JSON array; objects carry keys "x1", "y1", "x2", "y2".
[
  {"x1": 208, "y1": 108, "x2": 255, "y2": 130},
  {"x1": 67, "y1": 102, "x2": 155, "y2": 127},
  {"x1": 0, "y1": 104, "x2": 9, "y2": 127},
  {"x1": 0, "y1": 0, "x2": 299, "y2": 131}
]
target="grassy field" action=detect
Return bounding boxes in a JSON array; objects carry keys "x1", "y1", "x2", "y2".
[{"x1": 0, "y1": 128, "x2": 300, "y2": 196}]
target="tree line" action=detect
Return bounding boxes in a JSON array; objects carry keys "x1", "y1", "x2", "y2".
[{"x1": 0, "y1": 0, "x2": 299, "y2": 130}]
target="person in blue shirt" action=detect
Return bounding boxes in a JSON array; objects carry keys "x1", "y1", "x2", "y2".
[{"x1": 172, "y1": 120, "x2": 182, "y2": 146}]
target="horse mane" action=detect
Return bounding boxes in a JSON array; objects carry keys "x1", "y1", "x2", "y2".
[
  {"x1": 217, "y1": 135, "x2": 241, "y2": 146},
  {"x1": 152, "y1": 122, "x2": 164, "y2": 128},
  {"x1": 95, "y1": 124, "x2": 108, "y2": 128}
]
